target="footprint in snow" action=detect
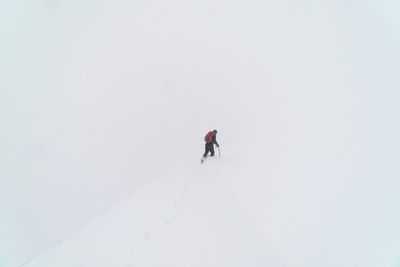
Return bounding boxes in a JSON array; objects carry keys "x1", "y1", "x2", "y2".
[
  {"x1": 181, "y1": 185, "x2": 188, "y2": 198},
  {"x1": 163, "y1": 215, "x2": 177, "y2": 226},
  {"x1": 141, "y1": 230, "x2": 153, "y2": 243}
]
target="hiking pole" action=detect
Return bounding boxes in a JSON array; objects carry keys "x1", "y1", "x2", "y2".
[{"x1": 217, "y1": 146, "x2": 221, "y2": 156}]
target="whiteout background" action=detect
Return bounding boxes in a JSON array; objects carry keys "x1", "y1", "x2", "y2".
[{"x1": 1, "y1": 0, "x2": 400, "y2": 266}]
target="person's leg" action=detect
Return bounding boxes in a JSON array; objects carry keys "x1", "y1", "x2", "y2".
[
  {"x1": 203, "y1": 143, "x2": 210, "y2": 158},
  {"x1": 210, "y1": 145, "x2": 215, "y2": 156}
]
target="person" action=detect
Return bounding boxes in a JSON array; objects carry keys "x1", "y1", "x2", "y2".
[{"x1": 201, "y1": 129, "x2": 219, "y2": 163}]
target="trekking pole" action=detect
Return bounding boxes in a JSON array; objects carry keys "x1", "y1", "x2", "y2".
[{"x1": 218, "y1": 146, "x2": 221, "y2": 156}]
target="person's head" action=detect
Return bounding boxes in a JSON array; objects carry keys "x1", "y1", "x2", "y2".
[{"x1": 213, "y1": 129, "x2": 218, "y2": 135}]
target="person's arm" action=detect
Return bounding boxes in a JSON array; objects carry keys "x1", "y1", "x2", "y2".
[{"x1": 213, "y1": 135, "x2": 219, "y2": 147}]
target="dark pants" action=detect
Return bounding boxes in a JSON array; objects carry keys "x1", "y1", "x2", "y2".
[{"x1": 203, "y1": 142, "x2": 215, "y2": 157}]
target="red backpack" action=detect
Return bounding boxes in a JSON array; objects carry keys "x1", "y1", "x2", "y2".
[{"x1": 204, "y1": 131, "x2": 213, "y2": 142}]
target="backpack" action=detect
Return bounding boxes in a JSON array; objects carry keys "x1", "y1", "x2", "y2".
[{"x1": 204, "y1": 131, "x2": 213, "y2": 142}]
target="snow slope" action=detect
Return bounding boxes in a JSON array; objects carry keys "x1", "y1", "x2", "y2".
[
  {"x1": 23, "y1": 149, "x2": 400, "y2": 267},
  {"x1": 23, "y1": 157, "x2": 281, "y2": 267}
]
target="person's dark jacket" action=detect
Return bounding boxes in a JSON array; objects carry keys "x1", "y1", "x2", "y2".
[{"x1": 209, "y1": 134, "x2": 219, "y2": 147}]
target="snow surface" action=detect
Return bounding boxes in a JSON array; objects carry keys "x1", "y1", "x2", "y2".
[
  {"x1": 21, "y1": 152, "x2": 400, "y2": 267},
  {"x1": 22, "y1": 157, "x2": 280, "y2": 267},
  {"x1": 2, "y1": 0, "x2": 400, "y2": 266}
]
